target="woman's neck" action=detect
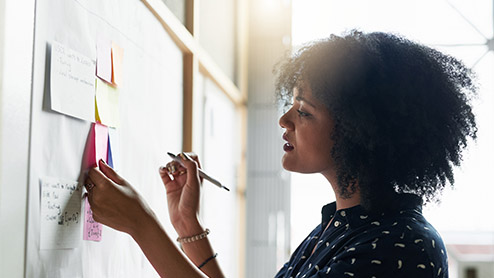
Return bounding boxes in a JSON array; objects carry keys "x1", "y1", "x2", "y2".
[
  {"x1": 322, "y1": 171, "x2": 361, "y2": 210},
  {"x1": 335, "y1": 193, "x2": 361, "y2": 210}
]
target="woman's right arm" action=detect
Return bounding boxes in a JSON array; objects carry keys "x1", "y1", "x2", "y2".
[{"x1": 159, "y1": 153, "x2": 225, "y2": 278}]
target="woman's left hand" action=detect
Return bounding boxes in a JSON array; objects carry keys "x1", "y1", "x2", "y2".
[
  {"x1": 85, "y1": 159, "x2": 155, "y2": 237},
  {"x1": 159, "y1": 153, "x2": 204, "y2": 236}
]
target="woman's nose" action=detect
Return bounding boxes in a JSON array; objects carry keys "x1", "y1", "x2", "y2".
[{"x1": 279, "y1": 109, "x2": 293, "y2": 130}]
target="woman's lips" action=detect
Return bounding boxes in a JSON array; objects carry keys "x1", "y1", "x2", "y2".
[
  {"x1": 283, "y1": 143, "x2": 294, "y2": 152},
  {"x1": 282, "y1": 133, "x2": 294, "y2": 151},
  {"x1": 283, "y1": 133, "x2": 294, "y2": 152}
]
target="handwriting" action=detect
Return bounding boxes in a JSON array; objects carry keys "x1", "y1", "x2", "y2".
[{"x1": 40, "y1": 177, "x2": 82, "y2": 249}]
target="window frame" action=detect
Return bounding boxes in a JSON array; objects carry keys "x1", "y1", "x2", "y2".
[{"x1": 141, "y1": 0, "x2": 248, "y2": 276}]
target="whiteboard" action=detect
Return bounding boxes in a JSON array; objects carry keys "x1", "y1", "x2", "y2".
[{"x1": 26, "y1": 0, "x2": 183, "y2": 276}]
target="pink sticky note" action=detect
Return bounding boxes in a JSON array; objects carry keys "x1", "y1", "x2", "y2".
[
  {"x1": 82, "y1": 122, "x2": 108, "y2": 242},
  {"x1": 86, "y1": 122, "x2": 109, "y2": 168},
  {"x1": 83, "y1": 197, "x2": 102, "y2": 241},
  {"x1": 96, "y1": 38, "x2": 112, "y2": 83},
  {"x1": 95, "y1": 123, "x2": 109, "y2": 163},
  {"x1": 111, "y1": 42, "x2": 124, "y2": 86}
]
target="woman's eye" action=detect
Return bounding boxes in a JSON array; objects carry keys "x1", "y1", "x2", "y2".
[{"x1": 297, "y1": 109, "x2": 311, "y2": 117}]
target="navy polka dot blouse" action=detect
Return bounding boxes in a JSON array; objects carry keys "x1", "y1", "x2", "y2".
[{"x1": 275, "y1": 194, "x2": 448, "y2": 278}]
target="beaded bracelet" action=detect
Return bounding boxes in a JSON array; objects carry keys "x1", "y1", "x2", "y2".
[
  {"x1": 198, "y1": 253, "x2": 218, "y2": 269},
  {"x1": 176, "y1": 228, "x2": 210, "y2": 244}
]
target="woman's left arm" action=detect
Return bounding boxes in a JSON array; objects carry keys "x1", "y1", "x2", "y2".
[{"x1": 86, "y1": 159, "x2": 208, "y2": 278}]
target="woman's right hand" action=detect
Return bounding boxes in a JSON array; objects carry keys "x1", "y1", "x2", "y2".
[{"x1": 159, "y1": 153, "x2": 204, "y2": 236}]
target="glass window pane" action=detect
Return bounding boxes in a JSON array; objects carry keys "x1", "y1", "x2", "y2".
[
  {"x1": 161, "y1": 0, "x2": 186, "y2": 24},
  {"x1": 199, "y1": 0, "x2": 238, "y2": 84},
  {"x1": 201, "y1": 76, "x2": 240, "y2": 278}
]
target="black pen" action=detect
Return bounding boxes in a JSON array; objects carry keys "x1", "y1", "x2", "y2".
[{"x1": 167, "y1": 152, "x2": 230, "y2": 191}]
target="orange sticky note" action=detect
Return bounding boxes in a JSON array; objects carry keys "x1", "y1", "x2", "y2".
[{"x1": 111, "y1": 42, "x2": 124, "y2": 86}]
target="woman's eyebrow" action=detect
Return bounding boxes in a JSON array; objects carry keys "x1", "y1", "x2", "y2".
[{"x1": 295, "y1": 96, "x2": 317, "y2": 108}]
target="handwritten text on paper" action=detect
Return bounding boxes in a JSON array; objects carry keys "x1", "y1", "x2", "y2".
[{"x1": 40, "y1": 177, "x2": 82, "y2": 249}]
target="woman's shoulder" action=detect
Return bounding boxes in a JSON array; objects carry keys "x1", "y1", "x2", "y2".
[
  {"x1": 371, "y1": 209, "x2": 445, "y2": 250},
  {"x1": 342, "y1": 207, "x2": 448, "y2": 276}
]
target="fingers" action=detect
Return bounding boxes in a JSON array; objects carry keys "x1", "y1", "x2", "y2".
[
  {"x1": 84, "y1": 176, "x2": 96, "y2": 209},
  {"x1": 159, "y1": 162, "x2": 187, "y2": 187},
  {"x1": 178, "y1": 153, "x2": 200, "y2": 185},
  {"x1": 159, "y1": 166, "x2": 173, "y2": 184},
  {"x1": 181, "y1": 152, "x2": 204, "y2": 183},
  {"x1": 162, "y1": 161, "x2": 187, "y2": 177},
  {"x1": 159, "y1": 152, "x2": 201, "y2": 191},
  {"x1": 98, "y1": 159, "x2": 125, "y2": 185},
  {"x1": 86, "y1": 184, "x2": 94, "y2": 203},
  {"x1": 178, "y1": 153, "x2": 197, "y2": 170},
  {"x1": 164, "y1": 161, "x2": 184, "y2": 175},
  {"x1": 84, "y1": 183, "x2": 95, "y2": 192},
  {"x1": 184, "y1": 152, "x2": 202, "y2": 169},
  {"x1": 87, "y1": 167, "x2": 111, "y2": 191}
]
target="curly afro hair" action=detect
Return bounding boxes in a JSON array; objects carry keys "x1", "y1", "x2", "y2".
[{"x1": 274, "y1": 30, "x2": 477, "y2": 212}]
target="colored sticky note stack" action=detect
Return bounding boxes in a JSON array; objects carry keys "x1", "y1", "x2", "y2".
[
  {"x1": 83, "y1": 38, "x2": 124, "y2": 242},
  {"x1": 47, "y1": 39, "x2": 125, "y2": 243},
  {"x1": 93, "y1": 37, "x2": 122, "y2": 170},
  {"x1": 82, "y1": 121, "x2": 120, "y2": 242},
  {"x1": 48, "y1": 39, "x2": 123, "y2": 126}
]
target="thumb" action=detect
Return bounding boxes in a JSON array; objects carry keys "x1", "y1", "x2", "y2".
[
  {"x1": 178, "y1": 153, "x2": 200, "y2": 185},
  {"x1": 98, "y1": 159, "x2": 125, "y2": 185}
]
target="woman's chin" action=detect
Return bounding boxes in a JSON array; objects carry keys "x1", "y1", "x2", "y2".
[
  {"x1": 281, "y1": 156, "x2": 293, "y2": 171},
  {"x1": 282, "y1": 158, "x2": 326, "y2": 174},
  {"x1": 281, "y1": 156, "x2": 299, "y2": 172}
]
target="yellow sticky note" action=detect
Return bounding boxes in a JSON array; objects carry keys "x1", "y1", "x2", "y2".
[
  {"x1": 95, "y1": 99, "x2": 100, "y2": 123},
  {"x1": 95, "y1": 79, "x2": 120, "y2": 127},
  {"x1": 111, "y1": 42, "x2": 124, "y2": 86}
]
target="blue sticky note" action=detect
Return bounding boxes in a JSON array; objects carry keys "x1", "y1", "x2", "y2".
[{"x1": 107, "y1": 134, "x2": 114, "y2": 168}]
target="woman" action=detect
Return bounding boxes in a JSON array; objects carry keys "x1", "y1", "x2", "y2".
[{"x1": 86, "y1": 31, "x2": 477, "y2": 277}]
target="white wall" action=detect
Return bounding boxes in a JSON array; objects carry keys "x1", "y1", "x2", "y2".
[
  {"x1": 26, "y1": 1, "x2": 183, "y2": 276},
  {"x1": 0, "y1": 0, "x2": 36, "y2": 277},
  {"x1": 0, "y1": 0, "x2": 4, "y2": 95}
]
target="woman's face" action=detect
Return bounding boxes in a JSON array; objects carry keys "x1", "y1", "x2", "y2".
[{"x1": 279, "y1": 85, "x2": 335, "y2": 175}]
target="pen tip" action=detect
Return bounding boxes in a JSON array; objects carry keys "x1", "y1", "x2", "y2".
[
  {"x1": 224, "y1": 186, "x2": 230, "y2": 191},
  {"x1": 167, "y1": 152, "x2": 175, "y2": 157}
]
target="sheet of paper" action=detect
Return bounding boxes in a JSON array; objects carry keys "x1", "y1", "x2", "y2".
[
  {"x1": 50, "y1": 41, "x2": 96, "y2": 122},
  {"x1": 95, "y1": 79, "x2": 120, "y2": 127},
  {"x1": 111, "y1": 42, "x2": 124, "y2": 86},
  {"x1": 40, "y1": 177, "x2": 82, "y2": 249},
  {"x1": 83, "y1": 197, "x2": 103, "y2": 241},
  {"x1": 96, "y1": 37, "x2": 112, "y2": 83},
  {"x1": 107, "y1": 127, "x2": 120, "y2": 171}
]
